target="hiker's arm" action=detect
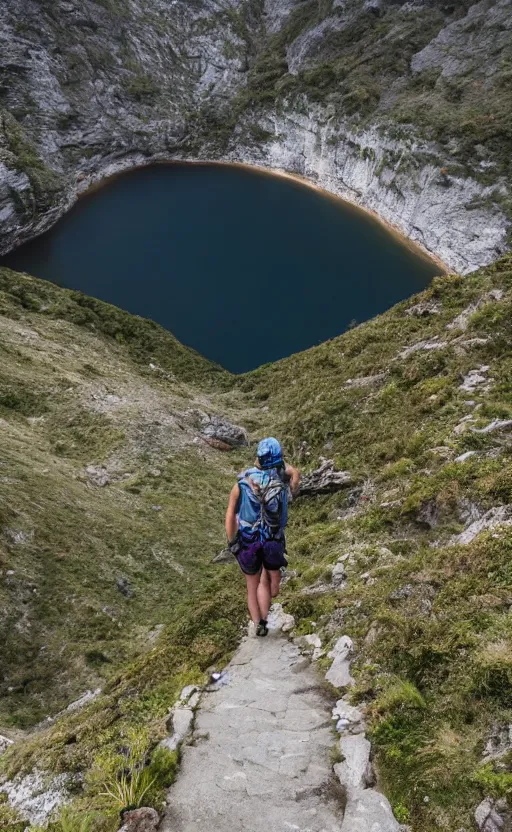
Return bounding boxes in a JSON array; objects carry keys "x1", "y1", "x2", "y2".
[
  {"x1": 225, "y1": 484, "x2": 240, "y2": 541},
  {"x1": 285, "y1": 463, "x2": 300, "y2": 497}
]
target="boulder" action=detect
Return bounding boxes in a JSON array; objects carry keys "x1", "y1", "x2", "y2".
[
  {"x1": 331, "y1": 561, "x2": 347, "y2": 588},
  {"x1": 85, "y1": 464, "x2": 110, "y2": 487},
  {"x1": 454, "y1": 506, "x2": 512, "y2": 545},
  {"x1": 475, "y1": 797, "x2": 510, "y2": 832},
  {"x1": 325, "y1": 635, "x2": 354, "y2": 688},
  {"x1": 405, "y1": 300, "x2": 440, "y2": 317},
  {"x1": 118, "y1": 807, "x2": 160, "y2": 832},
  {"x1": 267, "y1": 602, "x2": 295, "y2": 633},
  {"x1": 334, "y1": 734, "x2": 372, "y2": 797},
  {"x1": 459, "y1": 366, "x2": 491, "y2": 393},
  {"x1": 332, "y1": 700, "x2": 365, "y2": 735},
  {"x1": 201, "y1": 416, "x2": 248, "y2": 449},
  {"x1": 300, "y1": 459, "x2": 352, "y2": 497},
  {"x1": 0, "y1": 734, "x2": 13, "y2": 755},
  {"x1": 160, "y1": 706, "x2": 194, "y2": 752},
  {"x1": 341, "y1": 789, "x2": 400, "y2": 832}
]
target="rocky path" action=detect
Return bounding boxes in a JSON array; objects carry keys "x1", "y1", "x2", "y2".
[{"x1": 161, "y1": 629, "x2": 344, "y2": 832}]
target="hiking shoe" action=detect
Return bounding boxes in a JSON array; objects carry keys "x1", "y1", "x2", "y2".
[
  {"x1": 248, "y1": 621, "x2": 257, "y2": 638},
  {"x1": 256, "y1": 619, "x2": 268, "y2": 637}
]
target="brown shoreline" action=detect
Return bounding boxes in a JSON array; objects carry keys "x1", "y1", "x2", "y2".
[{"x1": 76, "y1": 158, "x2": 448, "y2": 275}]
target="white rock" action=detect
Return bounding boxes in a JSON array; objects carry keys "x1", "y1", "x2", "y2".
[
  {"x1": 454, "y1": 506, "x2": 512, "y2": 545},
  {"x1": 475, "y1": 797, "x2": 508, "y2": 832},
  {"x1": 179, "y1": 684, "x2": 199, "y2": 703},
  {"x1": 303, "y1": 634, "x2": 322, "y2": 649},
  {"x1": 267, "y1": 603, "x2": 295, "y2": 633},
  {"x1": 0, "y1": 770, "x2": 69, "y2": 826},
  {"x1": 447, "y1": 289, "x2": 504, "y2": 331},
  {"x1": 471, "y1": 419, "x2": 512, "y2": 435},
  {"x1": 0, "y1": 734, "x2": 13, "y2": 755},
  {"x1": 65, "y1": 688, "x2": 101, "y2": 713},
  {"x1": 459, "y1": 366, "x2": 491, "y2": 393},
  {"x1": 341, "y1": 788, "x2": 400, "y2": 832},
  {"x1": 454, "y1": 451, "x2": 476, "y2": 463},
  {"x1": 399, "y1": 338, "x2": 448, "y2": 360},
  {"x1": 334, "y1": 734, "x2": 371, "y2": 797},
  {"x1": 326, "y1": 636, "x2": 355, "y2": 688},
  {"x1": 331, "y1": 561, "x2": 347, "y2": 587},
  {"x1": 332, "y1": 700, "x2": 365, "y2": 734},
  {"x1": 160, "y1": 707, "x2": 194, "y2": 752}
]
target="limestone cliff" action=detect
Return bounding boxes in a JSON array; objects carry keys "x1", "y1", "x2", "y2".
[{"x1": 0, "y1": 0, "x2": 511, "y2": 271}]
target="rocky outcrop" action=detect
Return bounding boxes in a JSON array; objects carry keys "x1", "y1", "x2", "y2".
[
  {"x1": 0, "y1": 770, "x2": 69, "y2": 826},
  {"x1": 200, "y1": 415, "x2": 249, "y2": 450},
  {"x1": 300, "y1": 459, "x2": 352, "y2": 496},
  {"x1": 475, "y1": 797, "x2": 511, "y2": 832},
  {"x1": 454, "y1": 505, "x2": 512, "y2": 545}
]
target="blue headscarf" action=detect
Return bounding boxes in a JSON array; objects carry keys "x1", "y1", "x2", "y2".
[{"x1": 257, "y1": 437, "x2": 283, "y2": 470}]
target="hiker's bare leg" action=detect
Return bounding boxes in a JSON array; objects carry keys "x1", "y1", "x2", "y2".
[
  {"x1": 257, "y1": 568, "x2": 280, "y2": 621},
  {"x1": 245, "y1": 571, "x2": 263, "y2": 624},
  {"x1": 269, "y1": 568, "x2": 281, "y2": 599}
]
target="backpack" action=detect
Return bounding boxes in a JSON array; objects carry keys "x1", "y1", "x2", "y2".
[{"x1": 237, "y1": 466, "x2": 289, "y2": 545}]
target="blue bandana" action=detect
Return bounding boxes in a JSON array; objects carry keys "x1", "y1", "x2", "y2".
[{"x1": 257, "y1": 437, "x2": 283, "y2": 470}]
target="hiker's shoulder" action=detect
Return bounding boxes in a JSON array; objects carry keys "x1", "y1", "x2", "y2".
[{"x1": 238, "y1": 467, "x2": 259, "y2": 483}]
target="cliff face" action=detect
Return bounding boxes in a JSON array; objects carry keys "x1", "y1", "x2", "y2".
[{"x1": 1, "y1": 0, "x2": 511, "y2": 271}]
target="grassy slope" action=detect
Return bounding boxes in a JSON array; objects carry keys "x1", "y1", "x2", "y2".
[
  {"x1": 246, "y1": 254, "x2": 512, "y2": 830},
  {"x1": 0, "y1": 267, "x2": 252, "y2": 720},
  {"x1": 0, "y1": 269, "x2": 254, "y2": 829},
  {"x1": 1, "y1": 256, "x2": 511, "y2": 830}
]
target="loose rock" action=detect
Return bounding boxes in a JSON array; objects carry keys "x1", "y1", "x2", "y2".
[
  {"x1": 85, "y1": 464, "x2": 110, "y2": 487},
  {"x1": 118, "y1": 807, "x2": 160, "y2": 832},
  {"x1": 200, "y1": 416, "x2": 248, "y2": 449},
  {"x1": 331, "y1": 560, "x2": 347, "y2": 587},
  {"x1": 334, "y1": 734, "x2": 372, "y2": 797},
  {"x1": 267, "y1": 602, "x2": 295, "y2": 633},
  {"x1": 475, "y1": 797, "x2": 510, "y2": 832},
  {"x1": 459, "y1": 366, "x2": 491, "y2": 393},
  {"x1": 341, "y1": 788, "x2": 400, "y2": 832},
  {"x1": 405, "y1": 300, "x2": 441, "y2": 317},
  {"x1": 160, "y1": 707, "x2": 194, "y2": 752},
  {"x1": 471, "y1": 419, "x2": 512, "y2": 435},
  {"x1": 300, "y1": 459, "x2": 352, "y2": 496},
  {"x1": 325, "y1": 635, "x2": 355, "y2": 688}
]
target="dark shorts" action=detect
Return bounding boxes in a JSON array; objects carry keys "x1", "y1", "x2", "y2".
[{"x1": 236, "y1": 540, "x2": 288, "y2": 576}]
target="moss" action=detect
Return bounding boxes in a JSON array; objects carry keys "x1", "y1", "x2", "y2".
[
  {"x1": 0, "y1": 110, "x2": 64, "y2": 212},
  {"x1": 124, "y1": 74, "x2": 158, "y2": 102}
]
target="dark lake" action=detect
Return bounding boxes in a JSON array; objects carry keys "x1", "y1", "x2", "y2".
[{"x1": 1, "y1": 163, "x2": 441, "y2": 373}]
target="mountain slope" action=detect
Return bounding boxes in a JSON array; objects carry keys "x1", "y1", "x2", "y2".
[
  {"x1": 0, "y1": 256, "x2": 511, "y2": 831},
  {"x1": 0, "y1": 267, "x2": 249, "y2": 729}
]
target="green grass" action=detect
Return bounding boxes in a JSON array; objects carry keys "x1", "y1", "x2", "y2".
[
  {"x1": 248, "y1": 255, "x2": 512, "y2": 831},
  {"x1": 1, "y1": 256, "x2": 511, "y2": 830}
]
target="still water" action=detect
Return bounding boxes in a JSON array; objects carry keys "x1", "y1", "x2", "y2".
[{"x1": 1, "y1": 163, "x2": 441, "y2": 372}]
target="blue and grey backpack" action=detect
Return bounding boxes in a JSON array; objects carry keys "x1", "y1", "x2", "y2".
[{"x1": 236, "y1": 466, "x2": 289, "y2": 547}]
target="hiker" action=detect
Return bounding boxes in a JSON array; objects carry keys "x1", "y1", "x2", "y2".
[{"x1": 225, "y1": 437, "x2": 300, "y2": 637}]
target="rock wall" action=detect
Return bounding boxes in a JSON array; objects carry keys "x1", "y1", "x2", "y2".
[{"x1": 0, "y1": 0, "x2": 510, "y2": 273}]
